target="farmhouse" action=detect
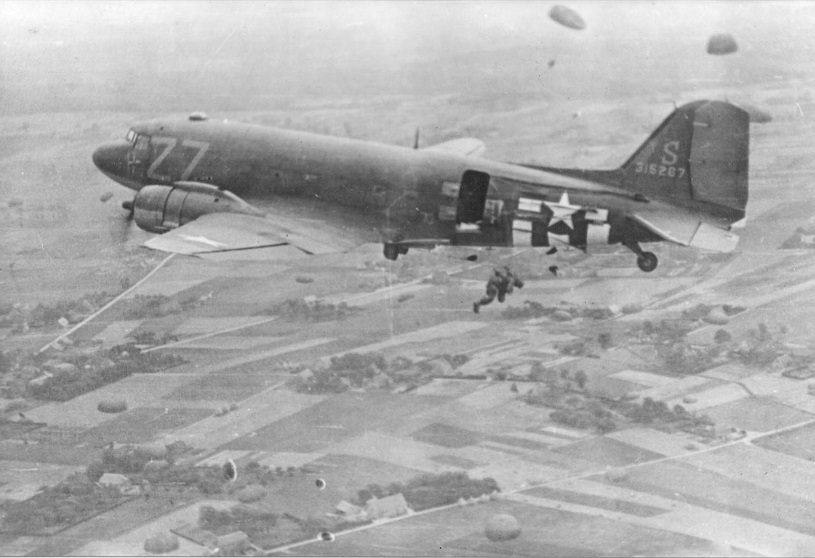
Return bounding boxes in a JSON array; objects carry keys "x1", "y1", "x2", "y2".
[{"x1": 365, "y1": 493, "x2": 409, "y2": 520}]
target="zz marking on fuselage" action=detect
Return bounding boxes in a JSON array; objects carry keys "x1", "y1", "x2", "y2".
[
  {"x1": 146, "y1": 136, "x2": 211, "y2": 182},
  {"x1": 180, "y1": 140, "x2": 211, "y2": 180},
  {"x1": 146, "y1": 136, "x2": 177, "y2": 181}
]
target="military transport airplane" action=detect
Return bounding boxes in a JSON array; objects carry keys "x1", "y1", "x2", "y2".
[{"x1": 92, "y1": 100, "x2": 749, "y2": 272}]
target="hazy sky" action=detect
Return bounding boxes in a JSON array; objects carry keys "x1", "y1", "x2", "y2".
[{"x1": 1, "y1": 1, "x2": 813, "y2": 113}]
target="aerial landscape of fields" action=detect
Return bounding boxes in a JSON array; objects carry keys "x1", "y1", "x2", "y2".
[{"x1": 3, "y1": 1, "x2": 815, "y2": 556}]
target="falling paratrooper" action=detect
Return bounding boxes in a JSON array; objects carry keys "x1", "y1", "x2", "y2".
[
  {"x1": 707, "y1": 33, "x2": 738, "y2": 55},
  {"x1": 549, "y1": 5, "x2": 586, "y2": 31}
]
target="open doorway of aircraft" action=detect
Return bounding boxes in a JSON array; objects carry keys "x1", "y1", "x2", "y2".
[{"x1": 92, "y1": 100, "x2": 749, "y2": 273}]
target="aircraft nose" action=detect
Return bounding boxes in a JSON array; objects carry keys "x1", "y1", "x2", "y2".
[{"x1": 92, "y1": 141, "x2": 130, "y2": 176}]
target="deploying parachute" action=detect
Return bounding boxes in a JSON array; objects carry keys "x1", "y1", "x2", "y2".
[
  {"x1": 549, "y1": 5, "x2": 586, "y2": 30},
  {"x1": 707, "y1": 33, "x2": 738, "y2": 55}
]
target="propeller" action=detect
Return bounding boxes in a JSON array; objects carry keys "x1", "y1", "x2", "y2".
[
  {"x1": 111, "y1": 198, "x2": 136, "y2": 245},
  {"x1": 413, "y1": 127, "x2": 420, "y2": 150}
]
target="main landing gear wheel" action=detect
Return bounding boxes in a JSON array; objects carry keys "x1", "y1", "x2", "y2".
[
  {"x1": 383, "y1": 243, "x2": 408, "y2": 261},
  {"x1": 383, "y1": 244, "x2": 399, "y2": 261},
  {"x1": 637, "y1": 252, "x2": 658, "y2": 272}
]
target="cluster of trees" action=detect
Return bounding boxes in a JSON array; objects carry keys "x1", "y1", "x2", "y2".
[
  {"x1": 199, "y1": 504, "x2": 278, "y2": 537},
  {"x1": 263, "y1": 298, "x2": 353, "y2": 322},
  {"x1": 503, "y1": 301, "x2": 560, "y2": 320},
  {"x1": 1, "y1": 473, "x2": 125, "y2": 534},
  {"x1": 292, "y1": 352, "x2": 470, "y2": 394},
  {"x1": 523, "y1": 366, "x2": 614, "y2": 433},
  {"x1": 120, "y1": 294, "x2": 184, "y2": 320},
  {"x1": 609, "y1": 396, "x2": 715, "y2": 435},
  {"x1": 520, "y1": 365, "x2": 716, "y2": 435},
  {"x1": 29, "y1": 347, "x2": 184, "y2": 401},
  {"x1": 734, "y1": 323, "x2": 786, "y2": 367},
  {"x1": 503, "y1": 301, "x2": 613, "y2": 321},
  {"x1": 658, "y1": 342, "x2": 721, "y2": 375},
  {"x1": 636, "y1": 319, "x2": 694, "y2": 343},
  {"x1": 549, "y1": 400, "x2": 617, "y2": 433},
  {"x1": 440, "y1": 353, "x2": 471, "y2": 369},
  {"x1": 356, "y1": 471, "x2": 499, "y2": 512},
  {"x1": 528, "y1": 364, "x2": 588, "y2": 392},
  {"x1": 198, "y1": 502, "x2": 358, "y2": 549},
  {"x1": 655, "y1": 320, "x2": 787, "y2": 374},
  {"x1": 129, "y1": 330, "x2": 179, "y2": 346},
  {"x1": 1, "y1": 292, "x2": 111, "y2": 331}
]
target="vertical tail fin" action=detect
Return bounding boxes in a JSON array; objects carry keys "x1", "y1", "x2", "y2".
[{"x1": 620, "y1": 100, "x2": 749, "y2": 223}]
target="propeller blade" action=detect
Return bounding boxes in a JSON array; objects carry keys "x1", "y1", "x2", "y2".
[{"x1": 111, "y1": 198, "x2": 135, "y2": 245}]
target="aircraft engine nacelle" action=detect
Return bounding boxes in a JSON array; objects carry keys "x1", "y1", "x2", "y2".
[{"x1": 132, "y1": 182, "x2": 262, "y2": 234}]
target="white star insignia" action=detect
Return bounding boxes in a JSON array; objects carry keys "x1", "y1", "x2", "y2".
[
  {"x1": 179, "y1": 234, "x2": 228, "y2": 248},
  {"x1": 544, "y1": 192, "x2": 582, "y2": 230}
]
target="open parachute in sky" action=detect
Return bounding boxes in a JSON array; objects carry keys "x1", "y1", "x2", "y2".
[
  {"x1": 707, "y1": 33, "x2": 738, "y2": 55},
  {"x1": 549, "y1": 4, "x2": 586, "y2": 30}
]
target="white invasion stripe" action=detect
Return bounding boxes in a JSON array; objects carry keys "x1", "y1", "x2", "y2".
[
  {"x1": 586, "y1": 223, "x2": 611, "y2": 245},
  {"x1": 513, "y1": 219, "x2": 533, "y2": 232},
  {"x1": 519, "y1": 198, "x2": 543, "y2": 212},
  {"x1": 585, "y1": 208, "x2": 609, "y2": 222},
  {"x1": 549, "y1": 233, "x2": 570, "y2": 245},
  {"x1": 514, "y1": 231, "x2": 532, "y2": 247}
]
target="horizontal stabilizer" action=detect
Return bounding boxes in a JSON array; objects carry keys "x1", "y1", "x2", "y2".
[{"x1": 631, "y1": 205, "x2": 739, "y2": 253}]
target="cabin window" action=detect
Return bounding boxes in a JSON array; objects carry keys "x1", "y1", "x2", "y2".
[{"x1": 125, "y1": 129, "x2": 136, "y2": 143}]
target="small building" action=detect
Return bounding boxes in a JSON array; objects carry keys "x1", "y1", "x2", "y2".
[
  {"x1": 365, "y1": 493, "x2": 409, "y2": 520},
  {"x1": 335, "y1": 500, "x2": 366, "y2": 520},
  {"x1": 99, "y1": 473, "x2": 129, "y2": 488},
  {"x1": 99, "y1": 473, "x2": 140, "y2": 496},
  {"x1": 216, "y1": 531, "x2": 250, "y2": 555}
]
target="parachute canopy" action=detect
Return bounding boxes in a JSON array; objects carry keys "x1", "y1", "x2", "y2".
[
  {"x1": 223, "y1": 458, "x2": 237, "y2": 482},
  {"x1": 485, "y1": 514, "x2": 522, "y2": 542},
  {"x1": 144, "y1": 532, "x2": 179, "y2": 554},
  {"x1": 549, "y1": 5, "x2": 586, "y2": 30},
  {"x1": 707, "y1": 33, "x2": 738, "y2": 55}
]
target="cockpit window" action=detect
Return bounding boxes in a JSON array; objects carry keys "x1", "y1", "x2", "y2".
[
  {"x1": 126, "y1": 129, "x2": 136, "y2": 143},
  {"x1": 135, "y1": 135, "x2": 149, "y2": 151}
]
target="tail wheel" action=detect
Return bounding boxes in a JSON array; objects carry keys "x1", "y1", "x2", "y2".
[{"x1": 637, "y1": 252, "x2": 658, "y2": 272}]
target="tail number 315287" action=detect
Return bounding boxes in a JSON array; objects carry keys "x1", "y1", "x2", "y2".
[{"x1": 634, "y1": 162, "x2": 685, "y2": 178}]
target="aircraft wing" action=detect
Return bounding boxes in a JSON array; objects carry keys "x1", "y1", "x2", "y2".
[
  {"x1": 629, "y1": 203, "x2": 740, "y2": 252},
  {"x1": 143, "y1": 212, "x2": 353, "y2": 258},
  {"x1": 422, "y1": 138, "x2": 486, "y2": 157}
]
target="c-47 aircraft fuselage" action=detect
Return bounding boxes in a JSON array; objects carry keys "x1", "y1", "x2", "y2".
[{"x1": 93, "y1": 100, "x2": 749, "y2": 271}]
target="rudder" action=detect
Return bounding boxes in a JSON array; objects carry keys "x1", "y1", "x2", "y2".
[{"x1": 620, "y1": 100, "x2": 749, "y2": 222}]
